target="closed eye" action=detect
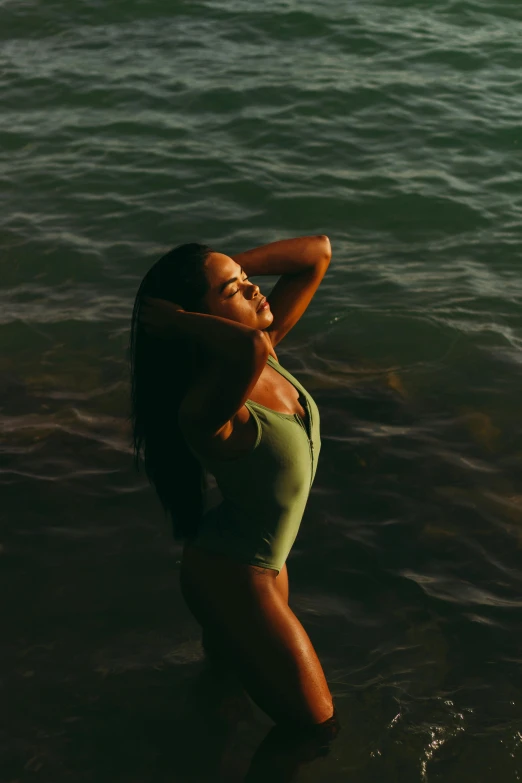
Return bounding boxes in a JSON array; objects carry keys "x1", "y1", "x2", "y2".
[{"x1": 229, "y1": 276, "x2": 249, "y2": 296}]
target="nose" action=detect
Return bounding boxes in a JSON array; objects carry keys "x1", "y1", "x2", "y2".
[{"x1": 247, "y1": 281, "x2": 260, "y2": 299}]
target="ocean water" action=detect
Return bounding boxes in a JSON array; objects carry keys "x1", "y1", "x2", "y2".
[{"x1": 1, "y1": 0, "x2": 522, "y2": 779}]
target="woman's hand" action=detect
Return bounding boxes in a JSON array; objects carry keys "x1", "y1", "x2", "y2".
[{"x1": 139, "y1": 296, "x2": 185, "y2": 338}]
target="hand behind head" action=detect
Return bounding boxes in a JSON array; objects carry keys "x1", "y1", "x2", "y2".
[{"x1": 139, "y1": 297, "x2": 185, "y2": 338}]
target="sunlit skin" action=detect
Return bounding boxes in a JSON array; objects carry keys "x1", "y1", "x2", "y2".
[{"x1": 201, "y1": 252, "x2": 274, "y2": 329}]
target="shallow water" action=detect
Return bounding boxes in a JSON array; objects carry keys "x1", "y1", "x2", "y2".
[{"x1": 1, "y1": 0, "x2": 522, "y2": 780}]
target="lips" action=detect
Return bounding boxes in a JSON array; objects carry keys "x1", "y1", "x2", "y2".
[{"x1": 256, "y1": 296, "x2": 267, "y2": 312}]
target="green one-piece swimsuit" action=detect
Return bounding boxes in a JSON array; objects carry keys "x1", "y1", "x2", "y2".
[{"x1": 182, "y1": 354, "x2": 321, "y2": 573}]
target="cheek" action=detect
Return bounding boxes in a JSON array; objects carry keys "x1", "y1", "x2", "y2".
[{"x1": 207, "y1": 299, "x2": 228, "y2": 317}]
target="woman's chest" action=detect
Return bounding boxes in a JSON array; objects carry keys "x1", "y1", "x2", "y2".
[{"x1": 248, "y1": 362, "x2": 307, "y2": 418}]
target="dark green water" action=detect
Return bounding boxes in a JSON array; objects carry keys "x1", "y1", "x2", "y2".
[{"x1": 1, "y1": 0, "x2": 522, "y2": 780}]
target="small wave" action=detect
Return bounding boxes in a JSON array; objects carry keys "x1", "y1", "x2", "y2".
[{"x1": 400, "y1": 570, "x2": 522, "y2": 607}]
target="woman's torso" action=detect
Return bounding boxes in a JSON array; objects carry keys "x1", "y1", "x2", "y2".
[{"x1": 179, "y1": 349, "x2": 321, "y2": 572}]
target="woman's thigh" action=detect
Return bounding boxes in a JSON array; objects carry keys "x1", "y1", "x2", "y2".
[
  {"x1": 201, "y1": 561, "x2": 288, "y2": 667},
  {"x1": 226, "y1": 590, "x2": 334, "y2": 725},
  {"x1": 180, "y1": 545, "x2": 333, "y2": 726}
]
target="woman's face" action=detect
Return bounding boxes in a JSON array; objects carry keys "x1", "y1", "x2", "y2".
[{"x1": 201, "y1": 252, "x2": 274, "y2": 330}]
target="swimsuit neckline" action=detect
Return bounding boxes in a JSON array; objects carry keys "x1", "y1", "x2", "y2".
[{"x1": 246, "y1": 355, "x2": 310, "y2": 424}]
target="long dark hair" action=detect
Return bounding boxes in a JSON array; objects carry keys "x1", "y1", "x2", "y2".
[{"x1": 129, "y1": 242, "x2": 214, "y2": 540}]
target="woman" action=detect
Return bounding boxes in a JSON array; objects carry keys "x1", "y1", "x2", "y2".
[{"x1": 129, "y1": 235, "x2": 338, "y2": 733}]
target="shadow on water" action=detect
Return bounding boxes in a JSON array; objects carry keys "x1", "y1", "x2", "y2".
[
  {"x1": 1, "y1": 650, "x2": 341, "y2": 783},
  {"x1": 0, "y1": 369, "x2": 341, "y2": 782},
  {"x1": 2, "y1": 348, "x2": 522, "y2": 780}
]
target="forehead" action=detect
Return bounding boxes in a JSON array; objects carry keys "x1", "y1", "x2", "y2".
[{"x1": 204, "y1": 252, "x2": 239, "y2": 288}]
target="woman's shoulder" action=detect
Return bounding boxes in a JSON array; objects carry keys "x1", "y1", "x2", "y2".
[{"x1": 180, "y1": 403, "x2": 259, "y2": 463}]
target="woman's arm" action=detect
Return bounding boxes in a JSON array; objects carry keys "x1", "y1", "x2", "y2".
[
  {"x1": 231, "y1": 235, "x2": 331, "y2": 276},
  {"x1": 140, "y1": 297, "x2": 267, "y2": 356}
]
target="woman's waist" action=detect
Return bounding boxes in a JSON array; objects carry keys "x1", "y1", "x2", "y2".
[{"x1": 199, "y1": 496, "x2": 307, "y2": 534}]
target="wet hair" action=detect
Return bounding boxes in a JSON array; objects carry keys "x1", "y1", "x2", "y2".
[{"x1": 128, "y1": 242, "x2": 214, "y2": 540}]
